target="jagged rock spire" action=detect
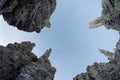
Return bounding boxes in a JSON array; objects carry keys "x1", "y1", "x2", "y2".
[{"x1": 40, "y1": 48, "x2": 52, "y2": 59}]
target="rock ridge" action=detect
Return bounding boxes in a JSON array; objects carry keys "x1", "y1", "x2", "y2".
[{"x1": 0, "y1": 41, "x2": 56, "y2": 80}]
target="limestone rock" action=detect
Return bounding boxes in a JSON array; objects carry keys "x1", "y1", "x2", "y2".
[
  {"x1": 0, "y1": 0, "x2": 56, "y2": 33},
  {"x1": 73, "y1": 40, "x2": 120, "y2": 80},
  {"x1": 74, "y1": 62, "x2": 120, "y2": 80},
  {"x1": 16, "y1": 48, "x2": 56, "y2": 80},
  {"x1": 99, "y1": 49, "x2": 114, "y2": 61},
  {"x1": 0, "y1": 42, "x2": 56, "y2": 80},
  {"x1": 75, "y1": 0, "x2": 120, "y2": 80},
  {"x1": 89, "y1": 0, "x2": 120, "y2": 31}
]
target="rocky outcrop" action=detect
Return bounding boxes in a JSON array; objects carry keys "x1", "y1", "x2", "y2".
[
  {"x1": 0, "y1": 0, "x2": 56, "y2": 33},
  {"x1": 0, "y1": 41, "x2": 56, "y2": 80},
  {"x1": 0, "y1": 0, "x2": 56, "y2": 79},
  {"x1": 74, "y1": 0, "x2": 120, "y2": 80},
  {"x1": 89, "y1": 0, "x2": 120, "y2": 31},
  {"x1": 73, "y1": 40, "x2": 120, "y2": 80}
]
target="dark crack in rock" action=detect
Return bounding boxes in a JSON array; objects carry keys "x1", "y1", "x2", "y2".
[
  {"x1": 0, "y1": 0, "x2": 56, "y2": 33},
  {"x1": 0, "y1": 42, "x2": 56, "y2": 80},
  {"x1": 73, "y1": 40, "x2": 120, "y2": 80}
]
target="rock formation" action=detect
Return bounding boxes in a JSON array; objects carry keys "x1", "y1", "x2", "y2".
[
  {"x1": 74, "y1": 0, "x2": 120, "y2": 80},
  {"x1": 0, "y1": 0, "x2": 56, "y2": 80},
  {"x1": 0, "y1": 0, "x2": 56, "y2": 33},
  {"x1": 89, "y1": 0, "x2": 120, "y2": 31},
  {"x1": 0, "y1": 41, "x2": 56, "y2": 80},
  {"x1": 73, "y1": 42, "x2": 120, "y2": 80}
]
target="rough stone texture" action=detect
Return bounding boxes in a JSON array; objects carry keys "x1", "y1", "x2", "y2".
[
  {"x1": 0, "y1": 41, "x2": 56, "y2": 80},
  {"x1": 0, "y1": 0, "x2": 56, "y2": 33},
  {"x1": 16, "y1": 48, "x2": 56, "y2": 80},
  {"x1": 76, "y1": 1, "x2": 120, "y2": 80},
  {"x1": 101, "y1": 0, "x2": 120, "y2": 31},
  {"x1": 73, "y1": 40, "x2": 120, "y2": 80},
  {"x1": 74, "y1": 1, "x2": 120, "y2": 78},
  {"x1": 89, "y1": 0, "x2": 120, "y2": 31}
]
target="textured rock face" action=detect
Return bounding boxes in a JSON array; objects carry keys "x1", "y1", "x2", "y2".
[
  {"x1": 89, "y1": 0, "x2": 120, "y2": 31},
  {"x1": 0, "y1": 42, "x2": 56, "y2": 80},
  {"x1": 16, "y1": 48, "x2": 56, "y2": 80},
  {"x1": 0, "y1": 0, "x2": 56, "y2": 33},
  {"x1": 102, "y1": 0, "x2": 120, "y2": 31},
  {"x1": 74, "y1": 0, "x2": 120, "y2": 78},
  {"x1": 74, "y1": 1, "x2": 120, "y2": 79},
  {"x1": 73, "y1": 40, "x2": 120, "y2": 80}
]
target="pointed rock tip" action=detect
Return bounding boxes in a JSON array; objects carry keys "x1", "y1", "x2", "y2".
[{"x1": 41, "y1": 48, "x2": 52, "y2": 59}]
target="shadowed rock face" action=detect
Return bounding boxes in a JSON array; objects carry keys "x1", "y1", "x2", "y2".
[
  {"x1": 0, "y1": 42, "x2": 56, "y2": 80},
  {"x1": 73, "y1": 40, "x2": 120, "y2": 80},
  {"x1": 0, "y1": 0, "x2": 56, "y2": 33}
]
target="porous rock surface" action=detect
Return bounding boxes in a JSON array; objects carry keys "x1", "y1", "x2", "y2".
[
  {"x1": 0, "y1": 41, "x2": 56, "y2": 80},
  {"x1": 101, "y1": 0, "x2": 120, "y2": 31},
  {"x1": 89, "y1": 0, "x2": 120, "y2": 31},
  {"x1": 73, "y1": 40, "x2": 120, "y2": 80},
  {"x1": 73, "y1": 0, "x2": 120, "y2": 80},
  {"x1": 0, "y1": 0, "x2": 56, "y2": 33}
]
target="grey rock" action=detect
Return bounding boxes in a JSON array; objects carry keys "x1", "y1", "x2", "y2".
[
  {"x1": 73, "y1": 62, "x2": 120, "y2": 80},
  {"x1": 0, "y1": 41, "x2": 37, "y2": 80},
  {"x1": 73, "y1": 40, "x2": 120, "y2": 80},
  {"x1": 116, "y1": 39, "x2": 120, "y2": 50},
  {"x1": 0, "y1": 42, "x2": 56, "y2": 80},
  {"x1": 0, "y1": 0, "x2": 56, "y2": 33},
  {"x1": 101, "y1": 0, "x2": 120, "y2": 31},
  {"x1": 74, "y1": 0, "x2": 120, "y2": 80},
  {"x1": 89, "y1": 0, "x2": 120, "y2": 31},
  {"x1": 16, "y1": 48, "x2": 56, "y2": 80}
]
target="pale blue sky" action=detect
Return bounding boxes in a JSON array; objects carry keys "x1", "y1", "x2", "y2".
[{"x1": 0, "y1": 0, "x2": 119, "y2": 80}]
